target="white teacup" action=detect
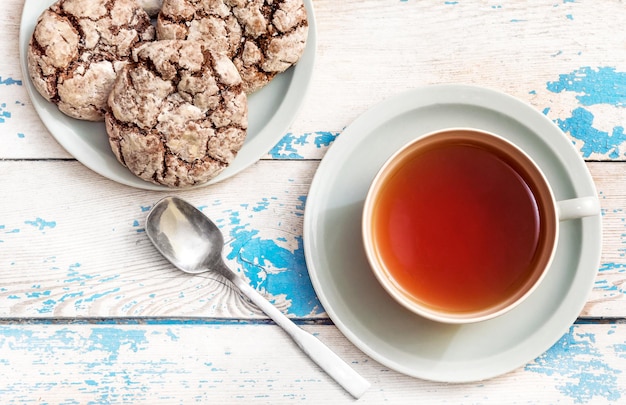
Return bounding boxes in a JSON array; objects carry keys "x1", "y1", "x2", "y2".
[{"x1": 362, "y1": 128, "x2": 600, "y2": 324}]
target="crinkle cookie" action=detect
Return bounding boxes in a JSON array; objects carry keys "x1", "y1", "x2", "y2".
[
  {"x1": 105, "y1": 40, "x2": 248, "y2": 188},
  {"x1": 27, "y1": 0, "x2": 155, "y2": 121},
  {"x1": 157, "y1": 0, "x2": 308, "y2": 94}
]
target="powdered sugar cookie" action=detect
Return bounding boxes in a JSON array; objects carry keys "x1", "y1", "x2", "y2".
[
  {"x1": 105, "y1": 40, "x2": 248, "y2": 188},
  {"x1": 157, "y1": 0, "x2": 308, "y2": 93},
  {"x1": 27, "y1": 0, "x2": 155, "y2": 121}
]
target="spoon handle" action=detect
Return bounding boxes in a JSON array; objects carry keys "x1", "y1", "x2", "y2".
[{"x1": 231, "y1": 275, "x2": 371, "y2": 399}]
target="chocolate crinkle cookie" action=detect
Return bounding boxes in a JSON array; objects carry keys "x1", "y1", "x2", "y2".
[
  {"x1": 157, "y1": 0, "x2": 308, "y2": 94},
  {"x1": 105, "y1": 40, "x2": 248, "y2": 188},
  {"x1": 27, "y1": 0, "x2": 155, "y2": 121}
]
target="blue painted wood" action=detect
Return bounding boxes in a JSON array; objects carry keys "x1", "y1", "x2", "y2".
[{"x1": 543, "y1": 67, "x2": 626, "y2": 160}]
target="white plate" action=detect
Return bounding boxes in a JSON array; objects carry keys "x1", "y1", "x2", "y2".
[
  {"x1": 19, "y1": 0, "x2": 316, "y2": 190},
  {"x1": 303, "y1": 84, "x2": 602, "y2": 382}
]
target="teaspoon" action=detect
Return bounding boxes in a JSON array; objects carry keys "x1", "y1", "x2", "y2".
[{"x1": 145, "y1": 196, "x2": 370, "y2": 398}]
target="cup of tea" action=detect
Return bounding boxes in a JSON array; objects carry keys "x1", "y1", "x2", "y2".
[{"x1": 362, "y1": 128, "x2": 600, "y2": 324}]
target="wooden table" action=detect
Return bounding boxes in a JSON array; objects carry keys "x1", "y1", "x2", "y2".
[{"x1": 2, "y1": 0, "x2": 625, "y2": 402}]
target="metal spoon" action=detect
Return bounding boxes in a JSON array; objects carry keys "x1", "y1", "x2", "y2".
[{"x1": 145, "y1": 196, "x2": 370, "y2": 398}]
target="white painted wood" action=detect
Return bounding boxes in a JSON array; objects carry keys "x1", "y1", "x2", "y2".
[
  {"x1": 0, "y1": 323, "x2": 624, "y2": 404},
  {"x1": 3, "y1": 0, "x2": 626, "y2": 160},
  {"x1": 2, "y1": 0, "x2": 626, "y2": 402},
  {"x1": 232, "y1": 277, "x2": 371, "y2": 398},
  {"x1": 0, "y1": 160, "x2": 624, "y2": 318},
  {"x1": 295, "y1": 0, "x2": 626, "y2": 146}
]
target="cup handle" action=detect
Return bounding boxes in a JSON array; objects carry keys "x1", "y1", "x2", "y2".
[{"x1": 557, "y1": 196, "x2": 601, "y2": 221}]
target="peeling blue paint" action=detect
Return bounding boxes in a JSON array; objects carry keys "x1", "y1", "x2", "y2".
[
  {"x1": 65, "y1": 263, "x2": 94, "y2": 285},
  {"x1": 98, "y1": 275, "x2": 120, "y2": 283},
  {"x1": 221, "y1": 202, "x2": 323, "y2": 317},
  {"x1": 165, "y1": 328, "x2": 179, "y2": 341},
  {"x1": 132, "y1": 218, "x2": 145, "y2": 233},
  {"x1": 0, "y1": 102, "x2": 15, "y2": 124},
  {"x1": 595, "y1": 278, "x2": 617, "y2": 289},
  {"x1": 36, "y1": 299, "x2": 56, "y2": 314},
  {"x1": 194, "y1": 196, "x2": 322, "y2": 317},
  {"x1": 226, "y1": 227, "x2": 322, "y2": 317},
  {"x1": 295, "y1": 195, "x2": 306, "y2": 218},
  {"x1": 0, "y1": 77, "x2": 22, "y2": 86},
  {"x1": 232, "y1": 210, "x2": 242, "y2": 225},
  {"x1": 614, "y1": 342, "x2": 626, "y2": 360},
  {"x1": 88, "y1": 328, "x2": 148, "y2": 362},
  {"x1": 268, "y1": 131, "x2": 340, "y2": 159},
  {"x1": 556, "y1": 107, "x2": 626, "y2": 158},
  {"x1": 313, "y1": 131, "x2": 339, "y2": 148},
  {"x1": 526, "y1": 327, "x2": 622, "y2": 403},
  {"x1": 546, "y1": 67, "x2": 626, "y2": 158},
  {"x1": 80, "y1": 289, "x2": 121, "y2": 304},
  {"x1": 599, "y1": 262, "x2": 626, "y2": 273},
  {"x1": 547, "y1": 67, "x2": 626, "y2": 107},
  {"x1": 595, "y1": 262, "x2": 626, "y2": 293},
  {"x1": 296, "y1": 195, "x2": 306, "y2": 210},
  {"x1": 268, "y1": 133, "x2": 307, "y2": 159},
  {"x1": 253, "y1": 199, "x2": 270, "y2": 212},
  {"x1": 24, "y1": 218, "x2": 56, "y2": 231},
  {"x1": 58, "y1": 291, "x2": 85, "y2": 303},
  {"x1": 0, "y1": 225, "x2": 20, "y2": 243},
  {"x1": 26, "y1": 290, "x2": 51, "y2": 299}
]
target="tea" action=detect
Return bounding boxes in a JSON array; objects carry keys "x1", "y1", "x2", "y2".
[{"x1": 370, "y1": 139, "x2": 542, "y2": 314}]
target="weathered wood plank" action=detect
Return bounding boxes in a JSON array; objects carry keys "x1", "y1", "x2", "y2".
[
  {"x1": 0, "y1": 323, "x2": 624, "y2": 404},
  {"x1": 0, "y1": 160, "x2": 623, "y2": 318},
  {"x1": 302, "y1": 0, "x2": 626, "y2": 157},
  {"x1": 584, "y1": 162, "x2": 626, "y2": 316},
  {"x1": 0, "y1": 159, "x2": 317, "y2": 319},
  {"x1": 2, "y1": 0, "x2": 625, "y2": 161}
]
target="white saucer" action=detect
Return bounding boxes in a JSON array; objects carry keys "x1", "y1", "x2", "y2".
[
  {"x1": 19, "y1": 0, "x2": 316, "y2": 190},
  {"x1": 303, "y1": 84, "x2": 602, "y2": 382}
]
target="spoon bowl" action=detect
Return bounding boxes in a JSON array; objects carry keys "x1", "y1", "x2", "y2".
[
  {"x1": 146, "y1": 197, "x2": 227, "y2": 275},
  {"x1": 145, "y1": 196, "x2": 370, "y2": 398}
]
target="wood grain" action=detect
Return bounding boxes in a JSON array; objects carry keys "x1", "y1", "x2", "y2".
[
  {"x1": 2, "y1": 0, "x2": 626, "y2": 402},
  {"x1": 0, "y1": 323, "x2": 624, "y2": 403},
  {"x1": 0, "y1": 159, "x2": 623, "y2": 318}
]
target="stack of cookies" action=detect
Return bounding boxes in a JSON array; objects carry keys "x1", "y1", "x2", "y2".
[{"x1": 27, "y1": 0, "x2": 308, "y2": 188}]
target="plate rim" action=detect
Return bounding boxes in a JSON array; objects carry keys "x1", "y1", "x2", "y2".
[
  {"x1": 18, "y1": 0, "x2": 317, "y2": 190},
  {"x1": 303, "y1": 83, "x2": 603, "y2": 382}
]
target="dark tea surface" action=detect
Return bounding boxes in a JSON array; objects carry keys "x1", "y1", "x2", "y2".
[{"x1": 372, "y1": 141, "x2": 541, "y2": 313}]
